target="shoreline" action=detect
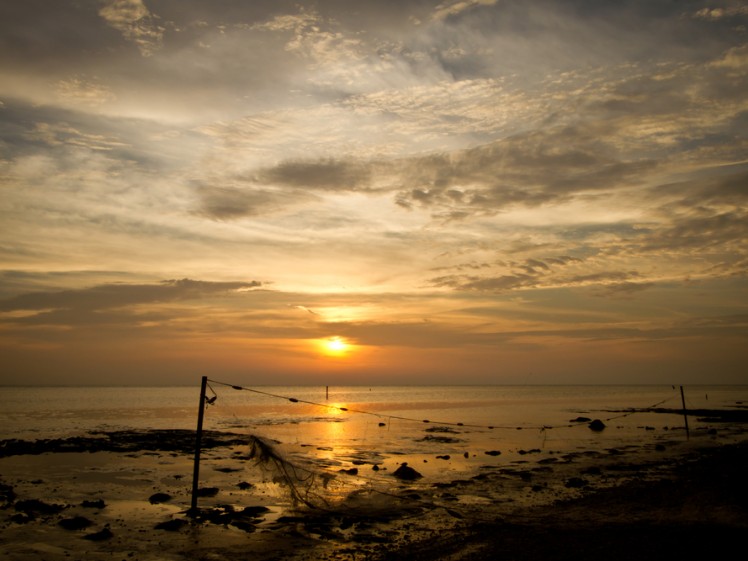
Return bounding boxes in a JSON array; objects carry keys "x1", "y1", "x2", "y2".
[{"x1": 1, "y1": 423, "x2": 746, "y2": 560}]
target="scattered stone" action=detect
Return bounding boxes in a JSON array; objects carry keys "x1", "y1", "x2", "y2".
[
  {"x1": 240, "y1": 506, "x2": 270, "y2": 518},
  {"x1": 565, "y1": 477, "x2": 589, "y2": 489},
  {"x1": 485, "y1": 450, "x2": 502, "y2": 456},
  {"x1": 519, "y1": 471, "x2": 532, "y2": 482},
  {"x1": 237, "y1": 481, "x2": 254, "y2": 490},
  {"x1": 15, "y1": 499, "x2": 65, "y2": 515},
  {"x1": 588, "y1": 419, "x2": 606, "y2": 431},
  {"x1": 0, "y1": 482, "x2": 16, "y2": 505},
  {"x1": 424, "y1": 426, "x2": 459, "y2": 434},
  {"x1": 378, "y1": 422, "x2": 386, "y2": 427},
  {"x1": 197, "y1": 487, "x2": 219, "y2": 497},
  {"x1": 155, "y1": 519, "x2": 187, "y2": 532},
  {"x1": 81, "y1": 499, "x2": 106, "y2": 509},
  {"x1": 417, "y1": 435, "x2": 461, "y2": 444},
  {"x1": 10, "y1": 513, "x2": 33, "y2": 524},
  {"x1": 436, "y1": 455, "x2": 451, "y2": 460},
  {"x1": 372, "y1": 464, "x2": 380, "y2": 471},
  {"x1": 231, "y1": 520, "x2": 257, "y2": 533},
  {"x1": 463, "y1": 451, "x2": 469, "y2": 458},
  {"x1": 571, "y1": 416, "x2": 592, "y2": 423},
  {"x1": 340, "y1": 468, "x2": 359, "y2": 475},
  {"x1": 83, "y1": 526, "x2": 113, "y2": 541},
  {"x1": 148, "y1": 493, "x2": 172, "y2": 504},
  {"x1": 393, "y1": 463, "x2": 423, "y2": 480},
  {"x1": 214, "y1": 466, "x2": 241, "y2": 473},
  {"x1": 59, "y1": 516, "x2": 94, "y2": 531}
]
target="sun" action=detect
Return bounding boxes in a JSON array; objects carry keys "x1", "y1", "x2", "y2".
[{"x1": 320, "y1": 336, "x2": 350, "y2": 357}]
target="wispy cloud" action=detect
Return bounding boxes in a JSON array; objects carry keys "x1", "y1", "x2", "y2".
[{"x1": 1, "y1": 0, "x2": 747, "y2": 384}]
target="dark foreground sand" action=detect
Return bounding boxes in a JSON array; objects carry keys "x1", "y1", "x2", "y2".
[{"x1": 1, "y1": 418, "x2": 746, "y2": 561}]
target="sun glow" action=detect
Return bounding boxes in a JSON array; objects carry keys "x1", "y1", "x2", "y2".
[{"x1": 320, "y1": 336, "x2": 350, "y2": 357}]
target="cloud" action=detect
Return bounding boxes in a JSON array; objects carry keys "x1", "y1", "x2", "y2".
[
  {"x1": 98, "y1": 0, "x2": 165, "y2": 56},
  {"x1": 0, "y1": 278, "x2": 262, "y2": 315},
  {"x1": 55, "y1": 76, "x2": 117, "y2": 107},
  {"x1": 196, "y1": 185, "x2": 299, "y2": 220},
  {"x1": 693, "y1": 6, "x2": 748, "y2": 21},
  {"x1": 257, "y1": 158, "x2": 373, "y2": 191}
]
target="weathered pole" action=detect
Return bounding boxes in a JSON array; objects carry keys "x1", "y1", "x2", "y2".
[
  {"x1": 190, "y1": 375, "x2": 208, "y2": 514},
  {"x1": 680, "y1": 385, "x2": 690, "y2": 440}
]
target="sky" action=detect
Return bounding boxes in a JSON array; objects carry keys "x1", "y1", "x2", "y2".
[{"x1": 1, "y1": 0, "x2": 747, "y2": 386}]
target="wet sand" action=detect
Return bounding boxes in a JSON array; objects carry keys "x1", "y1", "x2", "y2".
[{"x1": 1, "y1": 418, "x2": 747, "y2": 561}]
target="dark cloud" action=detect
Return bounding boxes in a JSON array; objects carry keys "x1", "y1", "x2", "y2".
[
  {"x1": 257, "y1": 158, "x2": 373, "y2": 191},
  {"x1": 196, "y1": 185, "x2": 300, "y2": 219},
  {"x1": 391, "y1": 125, "x2": 660, "y2": 215},
  {"x1": 427, "y1": 257, "x2": 641, "y2": 293},
  {"x1": 0, "y1": 278, "x2": 262, "y2": 314}
]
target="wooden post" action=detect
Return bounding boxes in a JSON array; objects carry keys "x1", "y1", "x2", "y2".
[
  {"x1": 680, "y1": 385, "x2": 690, "y2": 440},
  {"x1": 326, "y1": 385, "x2": 329, "y2": 400},
  {"x1": 190, "y1": 375, "x2": 208, "y2": 514}
]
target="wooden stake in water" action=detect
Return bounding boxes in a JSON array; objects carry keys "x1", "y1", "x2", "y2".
[
  {"x1": 326, "y1": 385, "x2": 329, "y2": 400},
  {"x1": 680, "y1": 385, "x2": 690, "y2": 440},
  {"x1": 190, "y1": 375, "x2": 208, "y2": 514}
]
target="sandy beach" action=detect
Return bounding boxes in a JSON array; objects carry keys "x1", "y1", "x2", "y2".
[{"x1": 1, "y1": 406, "x2": 747, "y2": 561}]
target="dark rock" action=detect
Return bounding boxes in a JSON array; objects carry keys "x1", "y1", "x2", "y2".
[
  {"x1": 81, "y1": 499, "x2": 106, "y2": 509},
  {"x1": 565, "y1": 477, "x2": 589, "y2": 488},
  {"x1": 417, "y1": 435, "x2": 461, "y2": 444},
  {"x1": 571, "y1": 416, "x2": 592, "y2": 423},
  {"x1": 196, "y1": 487, "x2": 219, "y2": 497},
  {"x1": 485, "y1": 450, "x2": 502, "y2": 456},
  {"x1": 424, "y1": 426, "x2": 459, "y2": 434},
  {"x1": 588, "y1": 419, "x2": 606, "y2": 431},
  {"x1": 393, "y1": 463, "x2": 423, "y2": 480},
  {"x1": 0, "y1": 482, "x2": 16, "y2": 504},
  {"x1": 372, "y1": 464, "x2": 380, "y2": 471},
  {"x1": 59, "y1": 516, "x2": 94, "y2": 531},
  {"x1": 231, "y1": 520, "x2": 257, "y2": 533},
  {"x1": 240, "y1": 506, "x2": 270, "y2": 518},
  {"x1": 83, "y1": 526, "x2": 113, "y2": 541},
  {"x1": 582, "y1": 466, "x2": 602, "y2": 475},
  {"x1": 15, "y1": 499, "x2": 65, "y2": 515},
  {"x1": 148, "y1": 493, "x2": 172, "y2": 504},
  {"x1": 436, "y1": 455, "x2": 451, "y2": 460},
  {"x1": 237, "y1": 481, "x2": 254, "y2": 490},
  {"x1": 378, "y1": 422, "x2": 386, "y2": 427},
  {"x1": 10, "y1": 513, "x2": 33, "y2": 524},
  {"x1": 340, "y1": 468, "x2": 359, "y2": 475},
  {"x1": 155, "y1": 519, "x2": 187, "y2": 532},
  {"x1": 655, "y1": 444, "x2": 666, "y2": 451}
]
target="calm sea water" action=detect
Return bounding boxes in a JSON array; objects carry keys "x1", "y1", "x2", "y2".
[
  {"x1": 2, "y1": 385, "x2": 746, "y2": 471},
  {"x1": 0, "y1": 385, "x2": 745, "y2": 491}
]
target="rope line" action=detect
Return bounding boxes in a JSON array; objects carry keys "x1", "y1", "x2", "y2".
[{"x1": 207, "y1": 378, "x2": 681, "y2": 433}]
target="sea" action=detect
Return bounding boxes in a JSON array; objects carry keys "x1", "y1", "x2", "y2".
[{"x1": 2, "y1": 384, "x2": 747, "y2": 484}]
